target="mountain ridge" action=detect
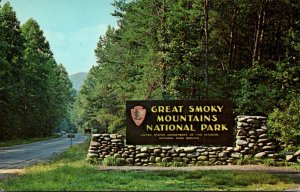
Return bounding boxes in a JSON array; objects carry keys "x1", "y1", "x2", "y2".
[{"x1": 70, "y1": 72, "x2": 87, "y2": 91}]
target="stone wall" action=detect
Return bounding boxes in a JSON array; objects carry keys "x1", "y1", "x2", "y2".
[{"x1": 87, "y1": 116, "x2": 298, "y2": 165}]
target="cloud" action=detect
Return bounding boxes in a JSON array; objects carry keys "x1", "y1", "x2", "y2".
[{"x1": 44, "y1": 24, "x2": 108, "y2": 75}]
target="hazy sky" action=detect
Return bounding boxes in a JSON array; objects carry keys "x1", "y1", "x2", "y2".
[{"x1": 1, "y1": 0, "x2": 118, "y2": 75}]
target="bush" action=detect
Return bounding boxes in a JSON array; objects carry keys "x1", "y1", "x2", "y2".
[
  {"x1": 233, "y1": 65, "x2": 279, "y2": 115},
  {"x1": 102, "y1": 156, "x2": 125, "y2": 166},
  {"x1": 267, "y1": 97, "x2": 300, "y2": 146}
]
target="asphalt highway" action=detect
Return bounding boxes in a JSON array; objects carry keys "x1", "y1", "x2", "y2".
[{"x1": 0, "y1": 134, "x2": 87, "y2": 169}]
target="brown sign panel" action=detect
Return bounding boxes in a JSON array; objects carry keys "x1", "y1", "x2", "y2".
[
  {"x1": 126, "y1": 100, "x2": 234, "y2": 146},
  {"x1": 68, "y1": 133, "x2": 75, "y2": 138},
  {"x1": 84, "y1": 128, "x2": 91, "y2": 134}
]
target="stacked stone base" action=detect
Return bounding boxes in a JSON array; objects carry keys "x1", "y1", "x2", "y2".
[{"x1": 87, "y1": 116, "x2": 299, "y2": 166}]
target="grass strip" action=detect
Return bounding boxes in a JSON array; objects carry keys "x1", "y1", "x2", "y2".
[
  {"x1": 0, "y1": 142, "x2": 297, "y2": 191},
  {"x1": 0, "y1": 134, "x2": 62, "y2": 147}
]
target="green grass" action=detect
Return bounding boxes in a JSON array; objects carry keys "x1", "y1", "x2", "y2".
[
  {"x1": 0, "y1": 142, "x2": 298, "y2": 191},
  {"x1": 0, "y1": 134, "x2": 62, "y2": 147}
]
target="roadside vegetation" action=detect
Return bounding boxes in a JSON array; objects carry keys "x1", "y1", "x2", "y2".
[
  {"x1": 0, "y1": 3, "x2": 75, "y2": 141},
  {"x1": 0, "y1": 142, "x2": 298, "y2": 191},
  {"x1": 0, "y1": 134, "x2": 62, "y2": 147}
]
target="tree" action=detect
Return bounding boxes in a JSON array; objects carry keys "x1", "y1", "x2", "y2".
[{"x1": 0, "y1": 2, "x2": 25, "y2": 138}]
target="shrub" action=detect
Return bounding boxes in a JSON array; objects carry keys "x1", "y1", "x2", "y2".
[
  {"x1": 102, "y1": 156, "x2": 125, "y2": 166},
  {"x1": 267, "y1": 97, "x2": 300, "y2": 147}
]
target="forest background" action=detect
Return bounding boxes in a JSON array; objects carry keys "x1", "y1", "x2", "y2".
[{"x1": 0, "y1": 0, "x2": 299, "y2": 149}]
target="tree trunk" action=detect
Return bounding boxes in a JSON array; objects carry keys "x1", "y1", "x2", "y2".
[
  {"x1": 229, "y1": 6, "x2": 238, "y2": 70},
  {"x1": 204, "y1": 0, "x2": 209, "y2": 99},
  {"x1": 252, "y1": 0, "x2": 267, "y2": 65}
]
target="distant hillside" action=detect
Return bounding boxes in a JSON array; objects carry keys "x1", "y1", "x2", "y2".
[{"x1": 70, "y1": 72, "x2": 87, "y2": 91}]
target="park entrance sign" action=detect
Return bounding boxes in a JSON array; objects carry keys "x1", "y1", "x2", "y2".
[{"x1": 126, "y1": 100, "x2": 234, "y2": 146}]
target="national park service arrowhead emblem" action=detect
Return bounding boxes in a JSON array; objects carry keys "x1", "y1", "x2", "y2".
[{"x1": 131, "y1": 106, "x2": 146, "y2": 126}]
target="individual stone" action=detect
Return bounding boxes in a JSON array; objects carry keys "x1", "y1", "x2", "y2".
[
  {"x1": 114, "y1": 154, "x2": 121, "y2": 158},
  {"x1": 110, "y1": 134, "x2": 118, "y2": 139},
  {"x1": 87, "y1": 153, "x2": 98, "y2": 158},
  {"x1": 88, "y1": 149, "x2": 98, "y2": 153},
  {"x1": 256, "y1": 129, "x2": 267, "y2": 134},
  {"x1": 259, "y1": 134, "x2": 268, "y2": 139},
  {"x1": 237, "y1": 122, "x2": 249, "y2": 127},
  {"x1": 183, "y1": 147, "x2": 197, "y2": 153},
  {"x1": 111, "y1": 139, "x2": 122, "y2": 142},
  {"x1": 231, "y1": 153, "x2": 242, "y2": 158},
  {"x1": 236, "y1": 140, "x2": 248, "y2": 146},
  {"x1": 141, "y1": 159, "x2": 149, "y2": 163},
  {"x1": 162, "y1": 147, "x2": 172, "y2": 150},
  {"x1": 226, "y1": 147, "x2": 234, "y2": 151},
  {"x1": 236, "y1": 136, "x2": 247, "y2": 140},
  {"x1": 126, "y1": 158, "x2": 134, "y2": 164},
  {"x1": 197, "y1": 156, "x2": 208, "y2": 161},
  {"x1": 237, "y1": 130, "x2": 247, "y2": 136},
  {"x1": 90, "y1": 141, "x2": 100, "y2": 147},
  {"x1": 218, "y1": 152, "x2": 227, "y2": 158},
  {"x1": 179, "y1": 153, "x2": 186, "y2": 157},
  {"x1": 153, "y1": 149, "x2": 162, "y2": 154},
  {"x1": 286, "y1": 155, "x2": 294, "y2": 162},
  {"x1": 254, "y1": 152, "x2": 266, "y2": 158},
  {"x1": 248, "y1": 131, "x2": 256, "y2": 135},
  {"x1": 175, "y1": 148, "x2": 184, "y2": 153},
  {"x1": 136, "y1": 153, "x2": 148, "y2": 158},
  {"x1": 262, "y1": 146, "x2": 276, "y2": 150},
  {"x1": 201, "y1": 152, "x2": 209, "y2": 155},
  {"x1": 248, "y1": 143, "x2": 255, "y2": 148},
  {"x1": 294, "y1": 150, "x2": 300, "y2": 156},
  {"x1": 167, "y1": 149, "x2": 175, "y2": 154},
  {"x1": 234, "y1": 146, "x2": 242, "y2": 152},
  {"x1": 267, "y1": 154, "x2": 275, "y2": 158},
  {"x1": 196, "y1": 149, "x2": 206, "y2": 153},
  {"x1": 258, "y1": 138, "x2": 269, "y2": 143},
  {"x1": 187, "y1": 154, "x2": 194, "y2": 158},
  {"x1": 246, "y1": 119, "x2": 260, "y2": 124},
  {"x1": 122, "y1": 154, "x2": 128, "y2": 158},
  {"x1": 149, "y1": 156, "x2": 155, "y2": 163},
  {"x1": 237, "y1": 117, "x2": 247, "y2": 122},
  {"x1": 140, "y1": 147, "x2": 148, "y2": 153},
  {"x1": 256, "y1": 116, "x2": 267, "y2": 120},
  {"x1": 128, "y1": 145, "x2": 136, "y2": 149},
  {"x1": 252, "y1": 124, "x2": 260, "y2": 128},
  {"x1": 117, "y1": 135, "x2": 123, "y2": 139},
  {"x1": 91, "y1": 134, "x2": 100, "y2": 141}
]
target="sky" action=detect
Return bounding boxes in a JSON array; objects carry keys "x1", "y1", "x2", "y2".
[{"x1": 0, "y1": 0, "x2": 118, "y2": 75}]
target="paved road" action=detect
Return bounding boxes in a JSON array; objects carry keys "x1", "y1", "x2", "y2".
[{"x1": 0, "y1": 134, "x2": 87, "y2": 169}]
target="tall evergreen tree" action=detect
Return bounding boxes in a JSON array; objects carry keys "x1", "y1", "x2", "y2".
[{"x1": 0, "y1": 2, "x2": 24, "y2": 138}]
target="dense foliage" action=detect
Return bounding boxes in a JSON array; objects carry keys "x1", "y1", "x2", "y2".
[
  {"x1": 0, "y1": 3, "x2": 74, "y2": 139},
  {"x1": 73, "y1": 0, "x2": 300, "y2": 146}
]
